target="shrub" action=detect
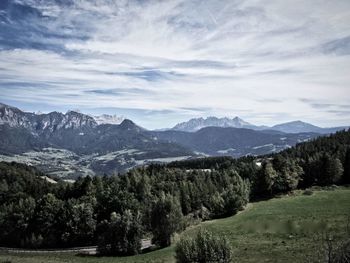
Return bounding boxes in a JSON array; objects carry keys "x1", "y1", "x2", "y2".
[{"x1": 175, "y1": 229, "x2": 233, "y2": 263}]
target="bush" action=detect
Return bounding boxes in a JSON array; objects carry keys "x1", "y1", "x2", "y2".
[{"x1": 175, "y1": 229, "x2": 233, "y2": 263}]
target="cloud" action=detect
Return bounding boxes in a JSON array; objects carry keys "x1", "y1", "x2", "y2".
[
  {"x1": 0, "y1": 0, "x2": 350, "y2": 128},
  {"x1": 320, "y1": 36, "x2": 350, "y2": 55},
  {"x1": 299, "y1": 98, "x2": 350, "y2": 110}
]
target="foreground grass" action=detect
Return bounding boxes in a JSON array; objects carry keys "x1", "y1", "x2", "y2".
[{"x1": 1, "y1": 187, "x2": 349, "y2": 263}]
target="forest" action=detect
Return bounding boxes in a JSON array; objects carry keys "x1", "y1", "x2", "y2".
[{"x1": 0, "y1": 129, "x2": 349, "y2": 256}]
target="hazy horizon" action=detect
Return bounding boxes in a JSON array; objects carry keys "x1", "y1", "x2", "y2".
[
  {"x1": 1, "y1": 100, "x2": 349, "y2": 130},
  {"x1": 1, "y1": 0, "x2": 350, "y2": 129}
]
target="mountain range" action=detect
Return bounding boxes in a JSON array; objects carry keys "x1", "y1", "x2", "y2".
[
  {"x1": 0, "y1": 102, "x2": 348, "y2": 177},
  {"x1": 172, "y1": 117, "x2": 259, "y2": 132},
  {"x1": 171, "y1": 116, "x2": 348, "y2": 134},
  {"x1": 0, "y1": 103, "x2": 192, "y2": 177}
]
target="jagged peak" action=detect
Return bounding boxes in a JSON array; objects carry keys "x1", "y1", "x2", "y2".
[
  {"x1": 0, "y1": 102, "x2": 21, "y2": 111},
  {"x1": 120, "y1": 119, "x2": 136, "y2": 127},
  {"x1": 66, "y1": 110, "x2": 82, "y2": 116},
  {"x1": 172, "y1": 116, "x2": 254, "y2": 132}
]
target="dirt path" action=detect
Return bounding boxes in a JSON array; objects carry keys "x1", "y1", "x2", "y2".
[{"x1": 0, "y1": 239, "x2": 152, "y2": 255}]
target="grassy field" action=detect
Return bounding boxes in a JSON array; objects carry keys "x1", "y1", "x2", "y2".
[{"x1": 1, "y1": 187, "x2": 349, "y2": 263}]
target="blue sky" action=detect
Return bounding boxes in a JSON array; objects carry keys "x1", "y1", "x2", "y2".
[{"x1": 0, "y1": 0, "x2": 349, "y2": 129}]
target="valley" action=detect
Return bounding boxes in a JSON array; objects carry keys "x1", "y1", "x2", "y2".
[
  {"x1": 2, "y1": 102, "x2": 344, "y2": 178},
  {"x1": 0, "y1": 147, "x2": 190, "y2": 178}
]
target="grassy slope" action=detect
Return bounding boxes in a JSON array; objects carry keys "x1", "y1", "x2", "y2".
[{"x1": 1, "y1": 188, "x2": 349, "y2": 263}]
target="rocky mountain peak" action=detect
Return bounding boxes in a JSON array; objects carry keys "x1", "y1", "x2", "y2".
[
  {"x1": 0, "y1": 104, "x2": 97, "y2": 132},
  {"x1": 172, "y1": 116, "x2": 255, "y2": 132}
]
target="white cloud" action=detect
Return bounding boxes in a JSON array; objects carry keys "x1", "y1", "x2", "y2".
[{"x1": 0, "y1": 0, "x2": 350, "y2": 128}]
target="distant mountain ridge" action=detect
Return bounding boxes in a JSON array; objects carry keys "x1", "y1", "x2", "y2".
[
  {"x1": 0, "y1": 102, "x2": 348, "y2": 177},
  {"x1": 171, "y1": 116, "x2": 348, "y2": 134},
  {"x1": 0, "y1": 103, "x2": 97, "y2": 133},
  {"x1": 172, "y1": 116, "x2": 259, "y2": 132},
  {"x1": 151, "y1": 127, "x2": 318, "y2": 157},
  {"x1": 270, "y1": 120, "x2": 348, "y2": 134},
  {"x1": 0, "y1": 103, "x2": 192, "y2": 176}
]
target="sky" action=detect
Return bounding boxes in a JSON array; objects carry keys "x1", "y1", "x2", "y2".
[{"x1": 0, "y1": 0, "x2": 349, "y2": 129}]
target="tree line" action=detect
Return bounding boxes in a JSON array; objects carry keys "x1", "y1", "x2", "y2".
[
  {"x1": 0, "y1": 162, "x2": 249, "y2": 254},
  {"x1": 0, "y1": 129, "x2": 349, "y2": 256}
]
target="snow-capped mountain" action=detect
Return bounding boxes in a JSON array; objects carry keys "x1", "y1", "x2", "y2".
[
  {"x1": 93, "y1": 114, "x2": 124, "y2": 125},
  {"x1": 172, "y1": 116, "x2": 257, "y2": 132}
]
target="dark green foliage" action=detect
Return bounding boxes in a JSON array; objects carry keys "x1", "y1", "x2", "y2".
[
  {"x1": 168, "y1": 156, "x2": 236, "y2": 170},
  {"x1": 260, "y1": 162, "x2": 278, "y2": 196},
  {"x1": 97, "y1": 210, "x2": 142, "y2": 256},
  {"x1": 0, "y1": 197, "x2": 36, "y2": 247},
  {"x1": 58, "y1": 198, "x2": 96, "y2": 246},
  {"x1": 0, "y1": 161, "x2": 250, "y2": 250},
  {"x1": 151, "y1": 194, "x2": 183, "y2": 247},
  {"x1": 175, "y1": 229, "x2": 232, "y2": 263},
  {"x1": 253, "y1": 158, "x2": 303, "y2": 197},
  {"x1": 0, "y1": 130, "x2": 349, "y2": 252},
  {"x1": 320, "y1": 155, "x2": 344, "y2": 185},
  {"x1": 272, "y1": 156, "x2": 303, "y2": 192},
  {"x1": 33, "y1": 193, "x2": 63, "y2": 247},
  {"x1": 0, "y1": 162, "x2": 53, "y2": 204},
  {"x1": 222, "y1": 175, "x2": 250, "y2": 216},
  {"x1": 279, "y1": 130, "x2": 350, "y2": 188}
]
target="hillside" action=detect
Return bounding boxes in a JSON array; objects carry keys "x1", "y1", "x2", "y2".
[
  {"x1": 152, "y1": 127, "x2": 318, "y2": 156},
  {"x1": 0, "y1": 129, "x2": 349, "y2": 262},
  {"x1": 1, "y1": 188, "x2": 349, "y2": 263}
]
